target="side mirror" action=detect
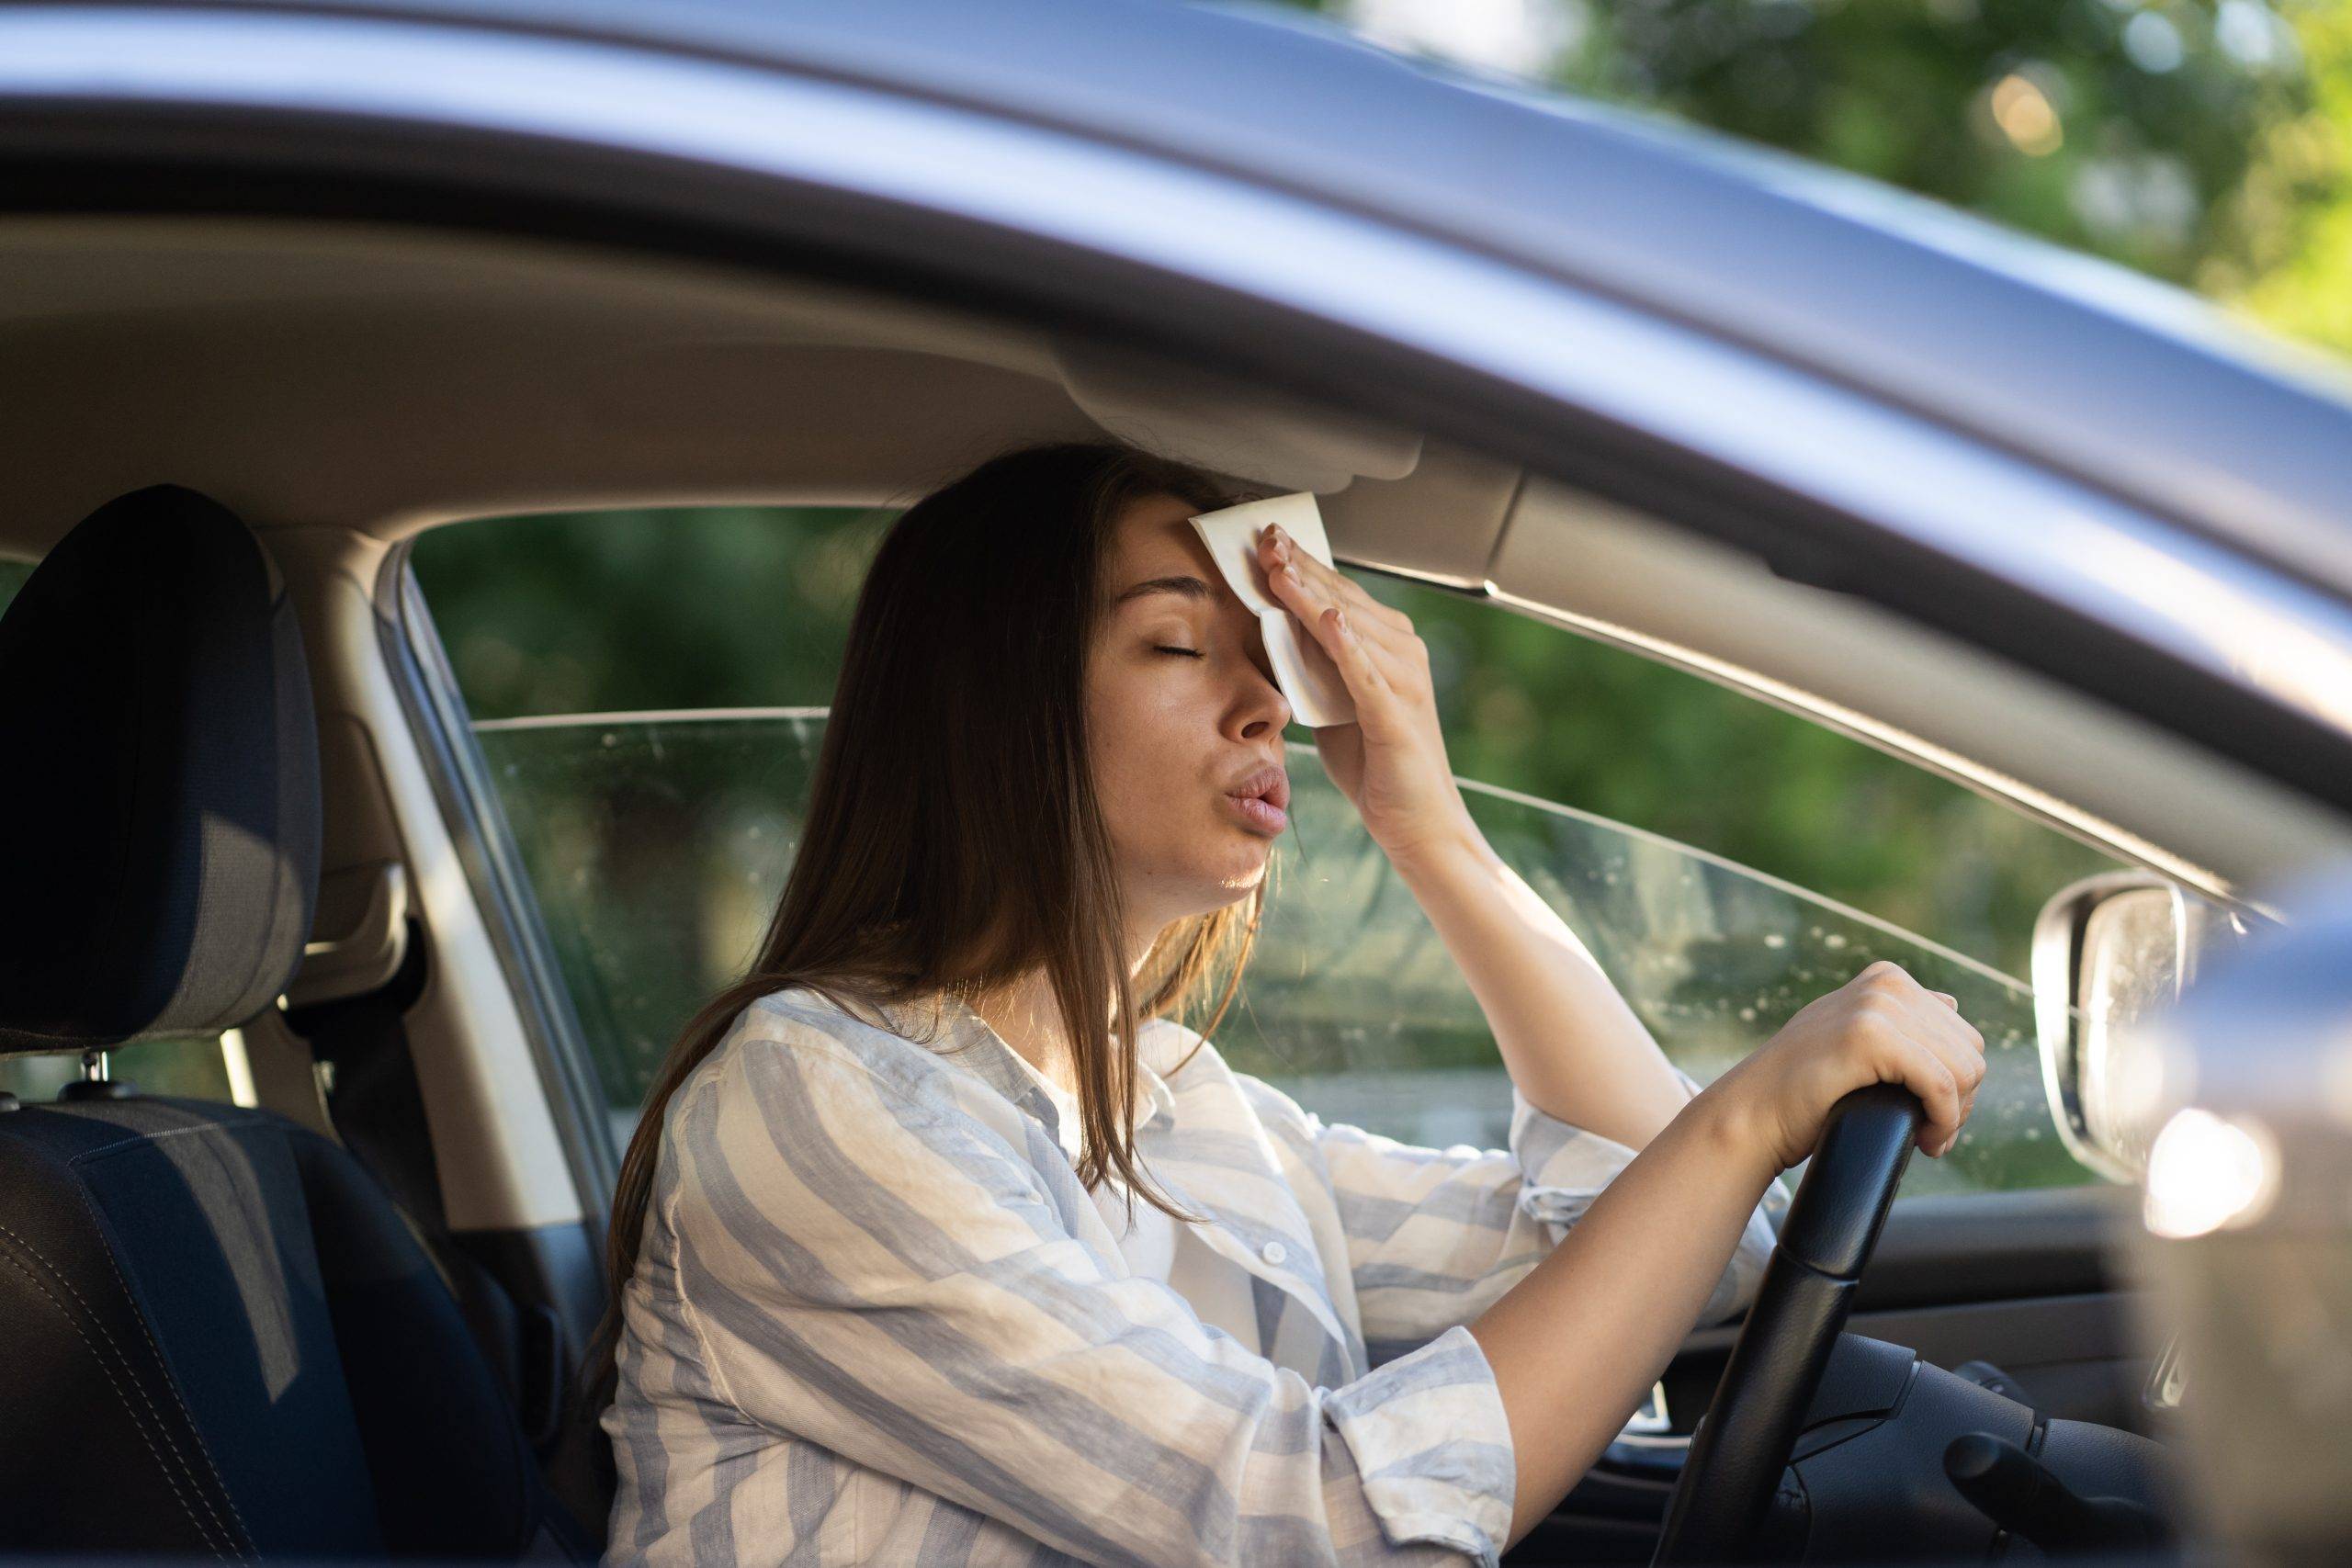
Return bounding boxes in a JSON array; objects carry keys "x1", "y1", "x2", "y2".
[{"x1": 2030, "y1": 872, "x2": 2258, "y2": 1182}]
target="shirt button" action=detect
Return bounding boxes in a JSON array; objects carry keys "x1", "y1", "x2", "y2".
[{"x1": 1260, "y1": 1241, "x2": 1287, "y2": 1267}]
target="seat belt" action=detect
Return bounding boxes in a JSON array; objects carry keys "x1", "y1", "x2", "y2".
[{"x1": 285, "y1": 912, "x2": 444, "y2": 1228}]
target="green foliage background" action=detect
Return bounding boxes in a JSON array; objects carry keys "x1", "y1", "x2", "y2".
[{"x1": 1305, "y1": 0, "x2": 2349, "y2": 333}]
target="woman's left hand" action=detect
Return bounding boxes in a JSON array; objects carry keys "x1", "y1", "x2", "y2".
[{"x1": 1256, "y1": 522, "x2": 1480, "y2": 868}]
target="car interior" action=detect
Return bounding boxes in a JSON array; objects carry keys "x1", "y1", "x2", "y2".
[{"x1": 1, "y1": 215, "x2": 2344, "y2": 1561}]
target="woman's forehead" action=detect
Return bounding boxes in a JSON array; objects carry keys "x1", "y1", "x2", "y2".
[{"x1": 1105, "y1": 495, "x2": 1241, "y2": 607}]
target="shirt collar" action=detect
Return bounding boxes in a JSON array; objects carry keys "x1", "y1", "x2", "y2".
[{"x1": 880, "y1": 988, "x2": 1176, "y2": 1141}]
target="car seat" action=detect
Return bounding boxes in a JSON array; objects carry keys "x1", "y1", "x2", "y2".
[{"x1": 0, "y1": 486, "x2": 589, "y2": 1560}]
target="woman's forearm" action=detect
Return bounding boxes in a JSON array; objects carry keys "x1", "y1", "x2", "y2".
[
  {"x1": 1391, "y1": 826, "x2": 1690, "y2": 1150},
  {"x1": 1468, "y1": 1089, "x2": 1778, "y2": 1547}
]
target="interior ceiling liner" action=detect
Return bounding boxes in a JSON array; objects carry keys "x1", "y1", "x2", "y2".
[{"x1": 1052, "y1": 340, "x2": 1425, "y2": 493}]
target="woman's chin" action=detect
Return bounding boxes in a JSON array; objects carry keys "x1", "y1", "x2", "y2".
[
  {"x1": 1123, "y1": 837, "x2": 1272, "y2": 922},
  {"x1": 1224, "y1": 859, "x2": 1272, "y2": 897},
  {"x1": 1183, "y1": 852, "x2": 1272, "y2": 911}
]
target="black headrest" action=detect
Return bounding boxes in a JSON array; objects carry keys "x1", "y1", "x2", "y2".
[{"x1": 0, "y1": 487, "x2": 320, "y2": 1055}]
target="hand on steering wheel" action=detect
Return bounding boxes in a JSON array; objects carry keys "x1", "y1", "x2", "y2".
[
  {"x1": 1650, "y1": 1087, "x2": 1924, "y2": 1566},
  {"x1": 1710, "y1": 959, "x2": 1987, "y2": 1168},
  {"x1": 1651, "y1": 960, "x2": 1984, "y2": 1565}
]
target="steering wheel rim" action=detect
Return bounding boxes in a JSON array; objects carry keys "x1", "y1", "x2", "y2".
[{"x1": 1650, "y1": 1085, "x2": 1925, "y2": 1566}]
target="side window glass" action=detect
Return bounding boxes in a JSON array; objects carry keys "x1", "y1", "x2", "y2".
[
  {"x1": 409, "y1": 507, "x2": 880, "y2": 1141},
  {"x1": 411, "y1": 512, "x2": 2153, "y2": 1196},
  {"x1": 1232, "y1": 750, "x2": 2099, "y2": 1196},
  {"x1": 468, "y1": 713, "x2": 827, "y2": 1146}
]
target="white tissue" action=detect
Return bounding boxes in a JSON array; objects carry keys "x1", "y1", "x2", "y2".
[{"x1": 1187, "y1": 492, "x2": 1356, "y2": 728}]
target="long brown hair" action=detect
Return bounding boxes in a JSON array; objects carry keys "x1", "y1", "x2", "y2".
[{"x1": 589, "y1": 441, "x2": 1269, "y2": 1386}]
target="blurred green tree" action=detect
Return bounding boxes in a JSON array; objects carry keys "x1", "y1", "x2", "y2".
[{"x1": 1310, "y1": 0, "x2": 2341, "y2": 299}]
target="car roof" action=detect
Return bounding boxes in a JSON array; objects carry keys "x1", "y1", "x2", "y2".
[{"x1": 196, "y1": 0, "x2": 2352, "y2": 601}]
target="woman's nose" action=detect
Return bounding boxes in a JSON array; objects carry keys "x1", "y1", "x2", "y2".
[{"x1": 1235, "y1": 646, "x2": 1292, "y2": 739}]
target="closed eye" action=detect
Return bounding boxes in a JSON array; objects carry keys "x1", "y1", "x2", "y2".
[{"x1": 1154, "y1": 645, "x2": 1205, "y2": 659}]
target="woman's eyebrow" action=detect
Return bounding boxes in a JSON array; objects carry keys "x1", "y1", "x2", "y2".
[{"x1": 1112, "y1": 574, "x2": 1214, "y2": 607}]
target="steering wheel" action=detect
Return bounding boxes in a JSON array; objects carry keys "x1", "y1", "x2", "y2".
[{"x1": 1650, "y1": 1085, "x2": 1925, "y2": 1566}]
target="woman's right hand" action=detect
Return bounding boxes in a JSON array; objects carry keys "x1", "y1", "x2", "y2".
[{"x1": 1703, "y1": 959, "x2": 1988, "y2": 1171}]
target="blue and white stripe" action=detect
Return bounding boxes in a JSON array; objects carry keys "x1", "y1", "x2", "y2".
[{"x1": 602, "y1": 986, "x2": 1781, "y2": 1566}]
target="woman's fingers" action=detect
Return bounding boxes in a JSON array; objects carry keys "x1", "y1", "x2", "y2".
[
  {"x1": 1259, "y1": 529, "x2": 1425, "y2": 702},
  {"x1": 1259, "y1": 525, "x2": 1412, "y2": 643},
  {"x1": 1272, "y1": 564, "x2": 1392, "y2": 709},
  {"x1": 1857, "y1": 1010, "x2": 1962, "y2": 1158},
  {"x1": 1894, "y1": 1032, "x2": 1964, "y2": 1156},
  {"x1": 1258, "y1": 522, "x2": 1374, "y2": 604},
  {"x1": 1315, "y1": 604, "x2": 1392, "y2": 705},
  {"x1": 1905, "y1": 993, "x2": 1984, "y2": 1157},
  {"x1": 1851, "y1": 964, "x2": 1984, "y2": 1157}
]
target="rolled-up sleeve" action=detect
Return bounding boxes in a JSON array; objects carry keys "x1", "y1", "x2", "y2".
[
  {"x1": 663, "y1": 1033, "x2": 1517, "y2": 1566},
  {"x1": 1317, "y1": 1068, "x2": 1785, "y2": 1360},
  {"x1": 1511, "y1": 1069, "x2": 1787, "y2": 1326}
]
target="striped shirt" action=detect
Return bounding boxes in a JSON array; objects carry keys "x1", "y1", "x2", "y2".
[{"x1": 602, "y1": 985, "x2": 1783, "y2": 1567}]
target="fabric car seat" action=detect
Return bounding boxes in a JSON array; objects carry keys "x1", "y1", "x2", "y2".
[{"x1": 0, "y1": 487, "x2": 587, "y2": 1560}]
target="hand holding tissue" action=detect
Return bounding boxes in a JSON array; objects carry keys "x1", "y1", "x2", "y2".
[{"x1": 1187, "y1": 492, "x2": 1356, "y2": 728}]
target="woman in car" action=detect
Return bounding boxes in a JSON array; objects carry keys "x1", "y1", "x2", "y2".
[{"x1": 594, "y1": 441, "x2": 1986, "y2": 1567}]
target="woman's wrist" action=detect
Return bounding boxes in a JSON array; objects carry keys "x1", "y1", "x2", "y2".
[
  {"x1": 1679, "y1": 1073, "x2": 1788, "y2": 1192},
  {"x1": 1378, "y1": 808, "x2": 1493, "y2": 888}
]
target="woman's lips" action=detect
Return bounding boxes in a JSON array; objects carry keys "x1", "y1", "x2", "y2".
[
  {"x1": 1226, "y1": 794, "x2": 1288, "y2": 834},
  {"x1": 1224, "y1": 765, "x2": 1289, "y2": 835}
]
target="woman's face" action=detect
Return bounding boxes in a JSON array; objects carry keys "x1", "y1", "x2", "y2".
[{"x1": 1087, "y1": 491, "x2": 1292, "y2": 934}]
